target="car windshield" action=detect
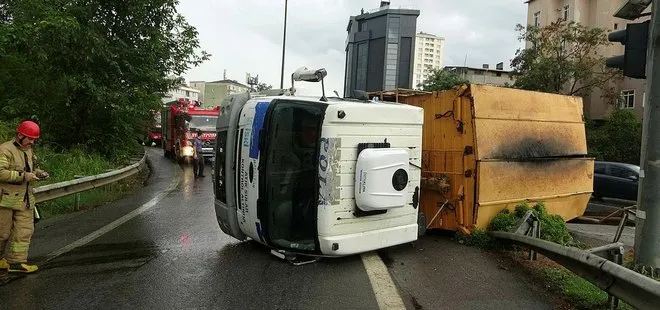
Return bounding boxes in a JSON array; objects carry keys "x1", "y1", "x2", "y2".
[
  {"x1": 262, "y1": 100, "x2": 325, "y2": 252},
  {"x1": 188, "y1": 115, "x2": 217, "y2": 131},
  {"x1": 629, "y1": 165, "x2": 640, "y2": 174}
]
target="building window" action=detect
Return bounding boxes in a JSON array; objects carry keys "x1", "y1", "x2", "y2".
[
  {"x1": 614, "y1": 23, "x2": 618, "y2": 30},
  {"x1": 387, "y1": 17, "x2": 400, "y2": 39},
  {"x1": 621, "y1": 90, "x2": 635, "y2": 109},
  {"x1": 385, "y1": 42, "x2": 398, "y2": 90},
  {"x1": 534, "y1": 11, "x2": 540, "y2": 27},
  {"x1": 563, "y1": 5, "x2": 569, "y2": 21}
]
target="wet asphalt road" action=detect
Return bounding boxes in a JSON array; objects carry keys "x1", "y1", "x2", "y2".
[{"x1": 0, "y1": 147, "x2": 556, "y2": 310}]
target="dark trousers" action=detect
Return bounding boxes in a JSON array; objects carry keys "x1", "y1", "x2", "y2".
[{"x1": 193, "y1": 156, "x2": 205, "y2": 177}]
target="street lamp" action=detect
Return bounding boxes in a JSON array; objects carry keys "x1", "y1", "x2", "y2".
[{"x1": 280, "y1": 0, "x2": 288, "y2": 89}]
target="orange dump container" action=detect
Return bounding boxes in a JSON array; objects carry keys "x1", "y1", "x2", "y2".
[{"x1": 403, "y1": 84, "x2": 594, "y2": 233}]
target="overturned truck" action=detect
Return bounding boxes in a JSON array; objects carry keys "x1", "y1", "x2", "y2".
[{"x1": 402, "y1": 84, "x2": 594, "y2": 234}]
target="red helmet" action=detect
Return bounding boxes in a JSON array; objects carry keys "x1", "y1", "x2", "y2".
[{"x1": 17, "y1": 121, "x2": 40, "y2": 139}]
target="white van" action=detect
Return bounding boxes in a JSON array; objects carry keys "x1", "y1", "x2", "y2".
[{"x1": 212, "y1": 68, "x2": 423, "y2": 259}]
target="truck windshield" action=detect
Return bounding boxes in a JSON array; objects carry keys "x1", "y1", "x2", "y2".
[
  {"x1": 188, "y1": 115, "x2": 217, "y2": 131},
  {"x1": 261, "y1": 100, "x2": 326, "y2": 252}
]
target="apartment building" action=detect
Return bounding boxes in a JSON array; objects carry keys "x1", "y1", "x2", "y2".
[
  {"x1": 162, "y1": 84, "x2": 200, "y2": 104},
  {"x1": 526, "y1": 0, "x2": 651, "y2": 119},
  {"x1": 189, "y1": 80, "x2": 250, "y2": 108},
  {"x1": 444, "y1": 63, "x2": 516, "y2": 87},
  {"x1": 412, "y1": 32, "x2": 444, "y2": 89}
]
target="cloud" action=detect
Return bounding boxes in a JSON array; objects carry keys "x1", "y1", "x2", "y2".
[{"x1": 178, "y1": 0, "x2": 527, "y2": 95}]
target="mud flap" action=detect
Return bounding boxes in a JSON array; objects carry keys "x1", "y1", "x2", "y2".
[
  {"x1": 417, "y1": 211, "x2": 426, "y2": 237},
  {"x1": 270, "y1": 249, "x2": 320, "y2": 266}
]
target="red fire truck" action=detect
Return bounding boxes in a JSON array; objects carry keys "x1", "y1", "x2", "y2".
[
  {"x1": 144, "y1": 110, "x2": 162, "y2": 146},
  {"x1": 161, "y1": 98, "x2": 220, "y2": 163}
]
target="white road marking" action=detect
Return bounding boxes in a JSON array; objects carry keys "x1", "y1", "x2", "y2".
[
  {"x1": 361, "y1": 252, "x2": 406, "y2": 310},
  {"x1": 43, "y1": 163, "x2": 181, "y2": 262}
]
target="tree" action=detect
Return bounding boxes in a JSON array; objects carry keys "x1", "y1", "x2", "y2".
[
  {"x1": 0, "y1": 0, "x2": 209, "y2": 160},
  {"x1": 0, "y1": 1, "x2": 11, "y2": 24},
  {"x1": 419, "y1": 69, "x2": 469, "y2": 92},
  {"x1": 511, "y1": 20, "x2": 622, "y2": 100},
  {"x1": 255, "y1": 82, "x2": 272, "y2": 92},
  {"x1": 587, "y1": 109, "x2": 642, "y2": 164}
]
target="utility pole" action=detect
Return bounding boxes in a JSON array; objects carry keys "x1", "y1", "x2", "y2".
[
  {"x1": 280, "y1": 0, "x2": 288, "y2": 89},
  {"x1": 635, "y1": 0, "x2": 660, "y2": 271}
]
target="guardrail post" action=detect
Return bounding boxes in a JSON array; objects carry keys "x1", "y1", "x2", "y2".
[
  {"x1": 529, "y1": 219, "x2": 539, "y2": 261},
  {"x1": 73, "y1": 175, "x2": 84, "y2": 211},
  {"x1": 588, "y1": 242, "x2": 625, "y2": 310},
  {"x1": 515, "y1": 210, "x2": 540, "y2": 261},
  {"x1": 613, "y1": 210, "x2": 630, "y2": 243},
  {"x1": 104, "y1": 169, "x2": 115, "y2": 193}
]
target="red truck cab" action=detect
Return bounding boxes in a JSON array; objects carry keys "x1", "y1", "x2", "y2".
[
  {"x1": 161, "y1": 98, "x2": 220, "y2": 163},
  {"x1": 144, "y1": 111, "x2": 162, "y2": 146}
]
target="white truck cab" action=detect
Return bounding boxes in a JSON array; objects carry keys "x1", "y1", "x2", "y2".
[{"x1": 212, "y1": 68, "x2": 423, "y2": 259}]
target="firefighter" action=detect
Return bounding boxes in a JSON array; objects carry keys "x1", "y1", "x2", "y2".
[
  {"x1": 0, "y1": 120, "x2": 49, "y2": 273},
  {"x1": 192, "y1": 129, "x2": 205, "y2": 178}
]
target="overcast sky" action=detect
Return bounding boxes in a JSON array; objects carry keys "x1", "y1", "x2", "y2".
[{"x1": 177, "y1": 0, "x2": 527, "y2": 96}]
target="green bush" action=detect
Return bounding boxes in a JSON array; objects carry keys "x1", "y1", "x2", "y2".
[
  {"x1": 514, "y1": 203, "x2": 532, "y2": 218},
  {"x1": 456, "y1": 228, "x2": 498, "y2": 249},
  {"x1": 586, "y1": 109, "x2": 641, "y2": 165},
  {"x1": 488, "y1": 208, "x2": 518, "y2": 232},
  {"x1": 490, "y1": 202, "x2": 573, "y2": 245},
  {"x1": 0, "y1": 122, "x2": 12, "y2": 142}
]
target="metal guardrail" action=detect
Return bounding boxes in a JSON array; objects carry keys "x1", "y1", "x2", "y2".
[
  {"x1": 33, "y1": 152, "x2": 147, "y2": 203},
  {"x1": 491, "y1": 230, "x2": 660, "y2": 310}
]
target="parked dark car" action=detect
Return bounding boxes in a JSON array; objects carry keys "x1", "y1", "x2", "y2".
[{"x1": 593, "y1": 161, "x2": 639, "y2": 201}]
